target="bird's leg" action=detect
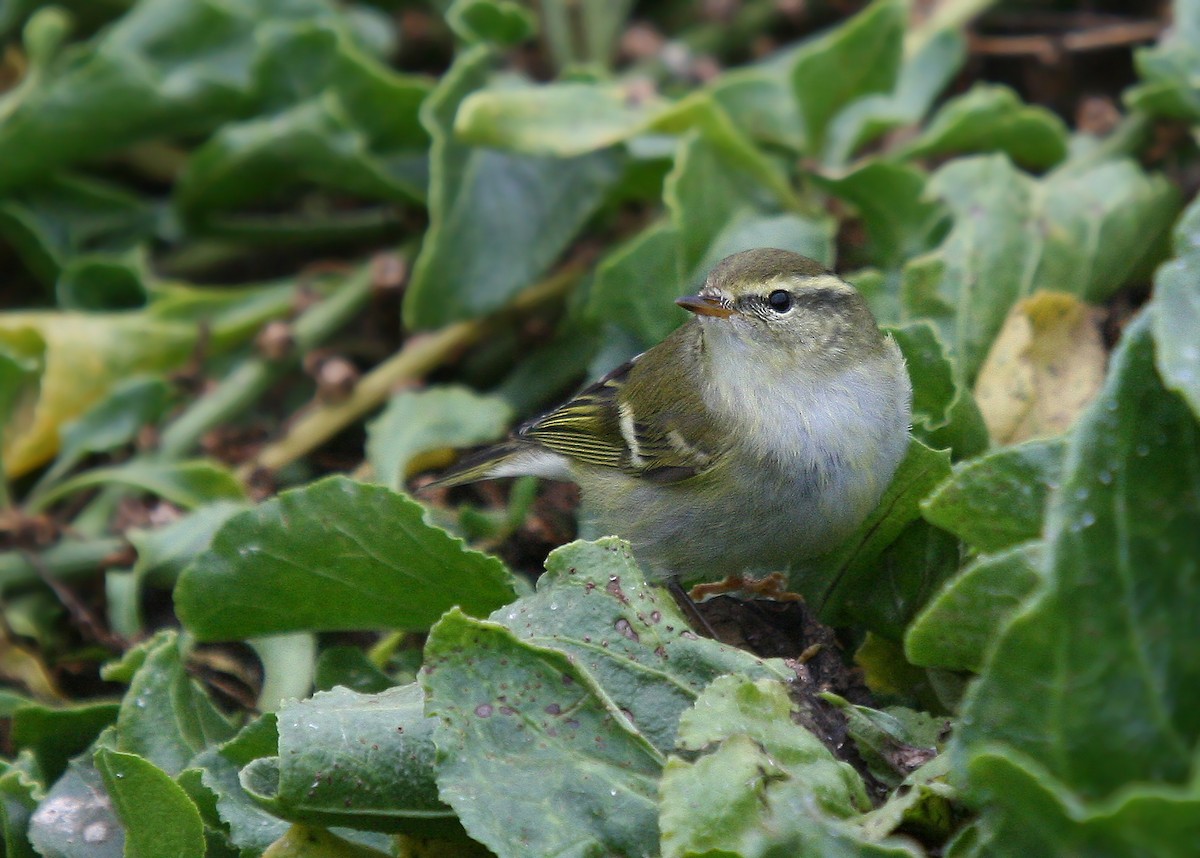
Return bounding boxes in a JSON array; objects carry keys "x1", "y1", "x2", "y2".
[
  {"x1": 667, "y1": 579, "x2": 720, "y2": 639},
  {"x1": 688, "y1": 572, "x2": 803, "y2": 602}
]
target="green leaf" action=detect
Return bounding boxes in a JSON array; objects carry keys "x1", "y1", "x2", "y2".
[
  {"x1": 660, "y1": 676, "x2": 919, "y2": 858},
  {"x1": 94, "y1": 748, "x2": 205, "y2": 858},
  {"x1": 823, "y1": 696, "x2": 947, "y2": 788},
  {"x1": 0, "y1": 312, "x2": 198, "y2": 477},
  {"x1": 240, "y1": 684, "x2": 459, "y2": 835},
  {"x1": 127, "y1": 501, "x2": 248, "y2": 589},
  {"x1": 954, "y1": 313, "x2": 1200, "y2": 800},
  {"x1": 447, "y1": 0, "x2": 537, "y2": 46},
  {"x1": 965, "y1": 750, "x2": 1200, "y2": 857},
  {"x1": 0, "y1": 0, "x2": 346, "y2": 190},
  {"x1": 314, "y1": 646, "x2": 394, "y2": 694},
  {"x1": 675, "y1": 676, "x2": 868, "y2": 812},
  {"x1": 185, "y1": 715, "x2": 289, "y2": 855},
  {"x1": 0, "y1": 755, "x2": 40, "y2": 858},
  {"x1": 815, "y1": 161, "x2": 947, "y2": 269},
  {"x1": 904, "y1": 542, "x2": 1045, "y2": 672},
  {"x1": 10, "y1": 701, "x2": 120, "y2": 783},
  {"x1": 791, "y1": 0, "x2": 905, "y2": 161},
  {"x1": 176, "y1": 23, "x2": 431, "y2": 221},
  {"x1": 921, "y1": 437, "x2": 1065, "y2": 552},
  {"x1": 823, "y1": 26, "x2": 966, "y2": 166},
  {"x1": 422, "y1": 607, "x2": 664, "y2": 858},
  {"x1": 1126, "y1": 0, "x2": 1200, "y2": 121},
  {"x1": 492, "y1": 538, "x2": 788, "y2": 753},
  {"x1": 905, "y1": 156, "x2": 1178, "y2": 382},
  {"x1": 901, "y1": 84, "x2": 1069, "y2": 169},
  {"x1": 403, "y1": 46, "x2": 621, "y2": 329},
  {"x1": 587, "y1": 220, "x2": 683, "y2": 351},
  {"x1": 454, "y1": 80, "x2": 671, "y2": 156},
  {"x1": 888, "y1": 321, "x2": 987, "y2": 460},
  {"x1": 29, "y1": 460, "x2": 246, "y2": 513},
  {"x1": 107, "y1": 632, "x2": 237, "y2": 777},
  {"x1": 28, "y1": 376, "x2": 168, "y2": 493},
  {"x1": 176, "y1": 476, "x2": 521, "y2": 640},
  {"x1": 807, "y1": 438, "x2": 953, "y2": 625},
  {"x1": 666, "y1": 131, "x2": 833, "y2": 293},
  {"x1": 0, "y1": 174, "x2": 157, "y2": 288},
  {"x1": 365, "y1": 385, "x2": 512, "y2": 491},
  {"x1": 1151, "y1": 193, "x2": 1200, "y2": 420},
  {"x1": 27, "y1": 757, "x2": 124, "y2": 858}
]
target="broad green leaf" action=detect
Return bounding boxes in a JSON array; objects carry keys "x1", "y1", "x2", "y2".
[
  {"x1": 447, "y1": 0, "x2": 537, "y2": 46},
  {"x1": 954, "y1": 313, "x2": 1200, "y2": 799},
  {"x1": 313, "y1": 647, "x2": 394, "y2": 694},
  {"x1": 10, "y1": 700, "x2": 120, "y2": 783},
  {"x1": 454, "y1": 80, "x2": 671, "y2": 156},
  {"x1": 175, "y1": 476, "x2": 520, "y2": 640},
  {"x1": 1152, "y1": 193, "x2": 1200, "y2": 420},
  {"x1": 0, "y1": 174, "x2": 156, "y2": 288},
  {"x1": 904, "y1": 542, "x2": 1045, "y2": 672},
  {"x1": 587, "y1": 220, "x2": 684, "y2": 351},
  {"x1": 94, "y1": 748, "x2": 205, "y2": 858},
  {"x1": 457, "y1": 80, "x2": 797, "y2": 209},
  {"x1": 0, "y1": 313, "x2": 197, "y2": 477},
  {"x1": 822, "y1": 697, "x2": 947, "y2": 788},
  {"x1": 921, "y1": 437, "x2": 1065, "y2": 551},
  {"x1": 888, "y1": 321, "x2": 987, "y2": 460},
  {"x1": 365, "y1": 385, "x2": 512, "y2": 490},
  {"x1": 666, "y1": 131, "x2": 833, "y2": 293},
  {"x1": 27, "y1": 757, "x2": 124, "y2": 858},
  {"x1": 186, "y1": 715, "x2": 289, "y2": 855},
  {"x1": 0, "y1": 755, "x2": 40, "y2": 858},
  {"x1": 660, "y1": 676, "x2": 918, "y2": 858},
  {"x1": 901, "y1": 84, "x2": 1068, "y2": 169},
  {"x1": 904, "y1": 155, "x2": 1177, "y2": 382},
  {"x1": 176, "y1": 24, "x2": 431, "y2": 220},
  {"x1": 0, "y1": 0, "x2": 344, "y2": 190},
  {"x1": 823, "y1": 26, "x2": 966, "y2": 166},
  {"x1": 28, "y1": 460, "x2": 246, "y2": 513},
  {"x1": 240, "y1": 684, "x2": 458, "y2": 835},
  {"x1": 422, "y1": 607, "x2": 664, "y2": 858},
  {"x1": 403, "y1": 46, "x2": 621, "y2": 329},
  {"x1": 805, "y1": 438, "x2": 953, "y2": 625},
  {"x1": 128, "y1": 501, "x2": 248, "y2": 589},
  {"x1": 492, "y1": 538, "x2": 788, "y2": 753},
  {"x1": 106, "y1": 631, "x2": 237, "y2": 777},
  {"x1": 709, "y1": 65, "x2": 805, "y2": 151},
  {"x1": 791, "y1": 0, "x2": 905, "y2": 161},
  {"x1": 1126, "y1": 0, "x2": 1200, "y2": 121},
  {"x1": 25, "y1": 374, "x2": 168, "y2": 480},
  {"x1": 815, "y1": 161, "x2": 947, "y2": 268},
  {"x1": 965, "y1": 750, "x2": 1200, "y2": 857}
]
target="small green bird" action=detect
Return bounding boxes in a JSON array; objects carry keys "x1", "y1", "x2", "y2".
[{"x1": 432, "y1": 248, "x2": 912, "y2": 586}]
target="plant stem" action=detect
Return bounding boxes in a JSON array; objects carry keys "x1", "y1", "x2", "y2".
[
  {"x1": 158, "y1": 263, "x2": 378, "y2": 461},
  {"x1": 0, "y1": 538, "x2": 125, "y2": 594},
  {"x1": 246, "y1": 262, "x2": 583, "y2": 477}
]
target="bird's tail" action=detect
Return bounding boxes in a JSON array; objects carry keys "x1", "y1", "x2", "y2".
[{"x1": 422, "y1": 440, "x2": 528, "y2": 489}]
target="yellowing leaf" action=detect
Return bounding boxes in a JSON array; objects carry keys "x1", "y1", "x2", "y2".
[
  {"x1": 973, "y1": 292, "x2": 1106, "y2": 444},
  {"x1": 0, "y1": 313, "x2": 197, "y2": 477}
]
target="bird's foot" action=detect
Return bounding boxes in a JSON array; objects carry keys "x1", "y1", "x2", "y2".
[{"x1": 688, "y1": 572, "x2": 803, "y2": 603}]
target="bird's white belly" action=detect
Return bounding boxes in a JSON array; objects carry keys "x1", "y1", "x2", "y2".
[{"x1": 580, "y1": 356, "x2": 912, "y2": 581}]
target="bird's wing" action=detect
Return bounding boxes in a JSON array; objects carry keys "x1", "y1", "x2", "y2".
[{"x1": 521, "y1": 349, "x2": 723, "y2": 484}]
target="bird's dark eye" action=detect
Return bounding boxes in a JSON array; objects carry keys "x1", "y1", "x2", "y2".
[{"x1": 767, "y1": 290, "x2": 792, "y2": 313}]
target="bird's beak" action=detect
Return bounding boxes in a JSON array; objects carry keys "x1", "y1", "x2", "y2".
[{"x1": 676, "y1": 295, "x2": 735, "y2": 319}]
